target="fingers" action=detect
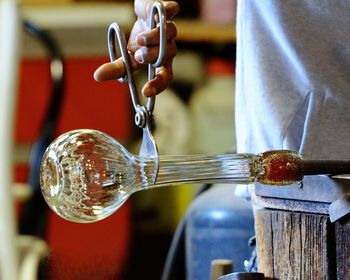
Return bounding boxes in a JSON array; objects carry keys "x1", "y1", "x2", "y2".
[
  {"x1": 135, "y1": 0, "x2": 180, "y2": 21},
  {"x1": 160, "y1": 1, "x2": 180, "y2": 19},
  {"x1": 142, "y1": 57, "x2": 174, "y2": 97},
  {"x1": 94, "y1": 59, "x2": 125, "y2": 82},
  {"x1": 135, "y1": 40, "x2": 177, "y2": 64},
  {"x1": 95, "y1": 0, "x2": 179, "y2": 88},
  {"x1": 136, "y1": 21, "x2": 177, "y2": 46},
  {"x1": 93, "y1": 53, "x2": 140, "y2": 82},
  {"x1": 94, "y1": 55, "x2": 175, "y2": 97}
]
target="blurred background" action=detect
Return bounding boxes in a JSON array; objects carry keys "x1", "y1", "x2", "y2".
[{"x1": 1, "y1": 0, "x2": 237, "y2": 279}]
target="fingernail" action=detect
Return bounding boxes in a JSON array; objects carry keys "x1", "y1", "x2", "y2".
[
  {"x1": 134, "y1": 49, "x2": 144, "y2": 63},
  {"x1": 136, "y1": 34, "x2": 146, "y2": 45},
  {"x1": 143, "y1": 86, "x2": 157, "y2": 97},
  {"x1": 93, "y1": 68, "x2": 102, "y2": 82}
]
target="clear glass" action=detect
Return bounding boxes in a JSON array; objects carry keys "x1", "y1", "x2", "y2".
[{"x1": 40, "y1": 129, "x2": 303, "y2": 223}]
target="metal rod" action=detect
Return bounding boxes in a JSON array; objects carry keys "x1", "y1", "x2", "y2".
[
  {"x1": 0, "y1": 1, "x2": 20, "y2": 279},
  {"x1": 303, "y1": 160, "x2": 350, "y2": 176}
]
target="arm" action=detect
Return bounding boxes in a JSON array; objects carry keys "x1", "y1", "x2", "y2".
[{"x1": 94, "y1": 0, "x2": 180, "y2": 97}]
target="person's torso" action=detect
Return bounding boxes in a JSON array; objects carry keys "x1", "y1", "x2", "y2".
[{"x1": 235, "y1": 0, "x2": 350, "y2": 160}]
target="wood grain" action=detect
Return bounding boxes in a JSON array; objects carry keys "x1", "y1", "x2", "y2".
[
  {"x1": 335, "y1": 216, "x2": 350, "y2": 279},
  {"x1": 255, "y1": 209, "x2": 333, "y2": 280}
]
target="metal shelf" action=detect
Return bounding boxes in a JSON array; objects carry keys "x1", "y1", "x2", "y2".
[
  {"x1": 21, "y1": 3, "x2": 133, "y2": 57},
  {"x1": 21, "y1": 3, "x2": 235, "y2": 57},
  {"x1": 22, "y1": 2, "x2": 135, "y2": 29},
  {"x1": 177, "y1": 19, "x2": 235, "y2": 43}
]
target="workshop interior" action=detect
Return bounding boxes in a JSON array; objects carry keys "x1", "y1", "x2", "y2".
[{"x1": 2, "y1": 0, "x2": 350, "y2": 280}]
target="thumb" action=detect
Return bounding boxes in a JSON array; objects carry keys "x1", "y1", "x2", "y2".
[{"x1": 93, "y1": 59, "x2": 126, "y2": 82}]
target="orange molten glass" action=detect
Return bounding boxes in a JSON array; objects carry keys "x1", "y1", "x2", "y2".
[{"x1": 256, "y1": 150, "x2": 304, "y2": 185}]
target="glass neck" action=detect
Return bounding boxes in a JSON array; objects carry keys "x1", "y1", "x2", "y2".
[{"x1": 136, "y1": 153, "x2": 258, "y2": 190}]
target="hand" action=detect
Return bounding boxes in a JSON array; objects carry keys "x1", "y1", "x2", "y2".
[{"x1": 94, "y1": 0, "x2": 180, "y2": 97}]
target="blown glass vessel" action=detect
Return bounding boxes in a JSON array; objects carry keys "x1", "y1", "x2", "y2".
[{"x1": 40, "y1": 129, "x2": 304, "y2": 223}]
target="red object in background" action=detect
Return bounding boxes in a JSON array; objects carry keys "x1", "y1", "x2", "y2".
[
  {"x1": 15, "y1": 57, "x2": 133, "y2": 279},
  {"x1": 46, "y1": 205, "x2": 130, "y2": 280},
  {"x1": 16, "y1": 57, "x2": 133, "y2": 142}
]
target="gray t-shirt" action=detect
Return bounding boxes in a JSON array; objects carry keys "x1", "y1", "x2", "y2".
[{"x1": 235, "y1": 1, "x2": 350, "y2": 160}]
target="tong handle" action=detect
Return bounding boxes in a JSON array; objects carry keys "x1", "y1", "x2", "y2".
[{"x1": 107, "y1": 0, "x2": 166, "y2": 121}]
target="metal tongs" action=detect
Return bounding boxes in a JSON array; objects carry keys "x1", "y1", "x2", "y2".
[{"x1": 107, "y1": 0, "x2": 166, "y2": 183}]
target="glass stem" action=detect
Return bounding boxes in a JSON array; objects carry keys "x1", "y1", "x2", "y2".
[{"x1": 139, "y1": 153, "x2": 259, "y2": 190}]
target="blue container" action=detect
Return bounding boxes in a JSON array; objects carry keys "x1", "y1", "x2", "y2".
[
  {"x1": 185, "y1": 185, "x2": 255, "y2": 280},
  {"x1": 219, "y1": 272, "x2": 265, "y2": 280}
]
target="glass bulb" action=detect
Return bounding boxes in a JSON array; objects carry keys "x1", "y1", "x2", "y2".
[{"x1": 40, "y1": 129, "x2": 304, "y2": 223}]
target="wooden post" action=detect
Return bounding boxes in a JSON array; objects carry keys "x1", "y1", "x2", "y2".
[
  {"x1": 335, "y1": 215, "x2": 350, "y2": 279},
  {"x1": 255, "y1": 209, "x2": 337, "y2": 280}
]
